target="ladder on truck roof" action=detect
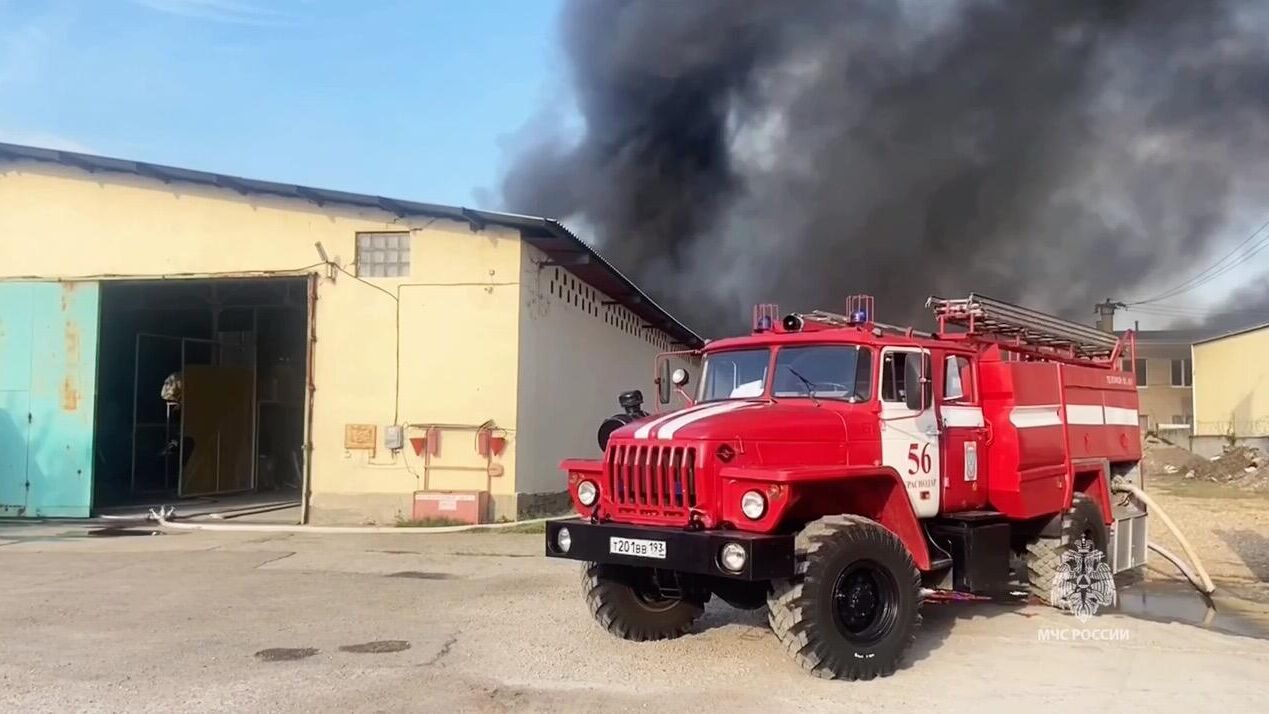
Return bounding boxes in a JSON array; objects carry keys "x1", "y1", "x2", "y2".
[{"x1": 926, "y1": 293, "x2": 1124, "y2": 363}]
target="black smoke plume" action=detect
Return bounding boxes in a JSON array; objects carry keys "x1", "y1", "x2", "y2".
[{"x1": 503, "y1": 0, "x2": 1269, "y2": 335}]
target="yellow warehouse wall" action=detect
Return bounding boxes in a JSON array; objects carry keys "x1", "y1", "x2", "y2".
[
  {"x1": 515, "y1": 244, "x2": 697, "y2": 503},
  {"x1": 1193, "y1": 328, "x2": 1269, "y2": 437},
  {"x1": 0, "y1": 163, "x2": 524, "y2": 523}
]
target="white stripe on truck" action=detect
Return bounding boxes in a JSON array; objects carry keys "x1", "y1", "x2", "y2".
[
  {"x1": 1009, "y1": 405, "x2": 1064, "y2": 429},
  {"x1": 633, "y1": 406, "x2": 702, "y2": 439},
  {"x1": 656, "y1": 401, "x2": 753, "y2": 439},
  {"x1": 1103, "y1": 406, "x2": 1140, "y2": 426},
  {"x1": 941, "y1": 405, "x2": 985, "y2": 428},
  {"x1": 1008, "y1": 404, "x2": 1139, "y2": 429},
  {"x1": 1065, "y1": 404, "x2": 1104, "y2": 426}
]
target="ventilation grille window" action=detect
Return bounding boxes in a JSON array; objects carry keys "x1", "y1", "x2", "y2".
[{"x1": 548, "y1": 267, "x2": 675, "y2": 351}]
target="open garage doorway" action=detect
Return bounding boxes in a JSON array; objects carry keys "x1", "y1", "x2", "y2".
[{"x1": 92, "y1": 277, "x2": 311, "y2": 520}]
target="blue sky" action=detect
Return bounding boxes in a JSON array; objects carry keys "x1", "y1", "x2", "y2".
[{"x1": 0, "y1": 0, "x2": 567, "y2": 207}]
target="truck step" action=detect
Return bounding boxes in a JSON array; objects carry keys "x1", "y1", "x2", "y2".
[
  {"x1": 929, "y1": 556, "x2": 953, "y2": 571},
  {"x1": 936, "y1": 510, "x2": 1005, "y2": 523}
]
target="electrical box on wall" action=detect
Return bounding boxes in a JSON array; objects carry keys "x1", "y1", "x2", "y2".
[{"x1": 384, "y1": 425, "x2": 404, "y2": 451}]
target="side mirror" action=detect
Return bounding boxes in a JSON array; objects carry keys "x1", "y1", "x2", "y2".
[
  {"x1": 903, "y1": 357, "x2": 923, "y2": 413},
  {"x1": 657, "y1": 358, "x2": 672, "y2": 405},
  {"x1": 904, "y1": 356, "x2": 930, "y2": 411},
  {"x1": 671, "y1": 368, "x2": 689, "y2": 388}
]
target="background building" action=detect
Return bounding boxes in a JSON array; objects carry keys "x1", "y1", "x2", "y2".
[
  {"x1": 0, "y1": 143, "x2": 700, "y2": 523},
  {"x1": 1121, "y1": 329, "x2": 1205, "y2": 436},
  {"x1": 1191, "y1": 323, "x2": 1269, "y2": 457}
]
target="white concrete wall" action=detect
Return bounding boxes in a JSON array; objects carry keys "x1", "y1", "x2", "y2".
[{"x1": 514, "y1": 245, "x2": 697, "y2": 499}]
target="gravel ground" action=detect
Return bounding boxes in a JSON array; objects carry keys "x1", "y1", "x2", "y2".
[
  {"x1": 0, "y1": 519, "x2": 1266, "y2": 713},
  {"x1": 1142, "y1": 443, "x2": 1269, "y2": 603}
]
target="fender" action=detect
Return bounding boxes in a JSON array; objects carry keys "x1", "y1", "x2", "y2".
[
  {"x1": 561, "y1": 458, "x2": 604, "y2": 514},
  {"x1": 1039, "y1": 458, "x2": 1113, "y2": 538},
  {"x1": 1071, "y1": 459, "x2": 1113, "y2": 525},
  {"x1": 560, "y1": 458, "x2": 603, "y2": 476},
  {"x1": 720, "y1": 464, "x2": 932, "y2": 571}
]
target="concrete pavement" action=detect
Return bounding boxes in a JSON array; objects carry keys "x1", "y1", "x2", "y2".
[{"x1": 0, "y1": 521, "x2": 1265, "y2": 713}]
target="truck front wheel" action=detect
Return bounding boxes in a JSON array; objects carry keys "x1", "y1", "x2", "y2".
[
  {"x1": 582, "y1": 563, "x2": 705, "y2": 641},
  {"x1": 767, "y1": 515, "x2": 922, "y2": 680}
]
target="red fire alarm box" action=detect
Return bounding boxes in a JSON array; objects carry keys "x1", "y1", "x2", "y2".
[{"x1": 412, "y1": 490, "x2": 488, "y2": 525}]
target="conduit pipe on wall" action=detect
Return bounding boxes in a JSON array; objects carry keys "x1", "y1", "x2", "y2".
[{"x1": 148, "y1": 507, "x2": 569, "y2": 534}]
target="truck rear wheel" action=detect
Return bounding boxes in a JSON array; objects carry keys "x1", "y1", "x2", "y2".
[
  {"x1": 582, "y1": 563, "x2": 705, "y2": 641},
  {"x1": 767, "y1": 515, "x2": 922, "y2": 680},
  {"x1": 1025, "y1": 493, "x2": 1110, "y2": 606}
]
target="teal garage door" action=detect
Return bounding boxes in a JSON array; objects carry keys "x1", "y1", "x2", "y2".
[{"x1": 0, "y1": 282, "x2": 99, "y2": 518}]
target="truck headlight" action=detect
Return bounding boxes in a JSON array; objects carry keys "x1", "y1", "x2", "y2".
[
  {"x1": 577, "y1": 480, "x2": 598, "y2": 506},
  {"x1": 740, "y1": 490, "x2": 766, "y2": 520},
  {"x1": 720, "y1": 542, "x2": 747, "y2": 573}
]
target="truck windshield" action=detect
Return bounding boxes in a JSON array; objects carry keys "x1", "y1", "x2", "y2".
[
  {"x1": 772, "y1": 345, "x2": 871, "y2": 402},
  {"x1": 697, "y1": 345, "x2": 872, "y2": 402},
  {"x1": 699, "y1": 349, "x2": 770, "y2": 401}
]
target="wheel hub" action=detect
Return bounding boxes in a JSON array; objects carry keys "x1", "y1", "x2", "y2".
[
  {"x1": 840, "y1": 573, "x2": 880, "y2": 629},
  {"x1": 831, "y1": 560, "x2": 898, "y2": 644}
]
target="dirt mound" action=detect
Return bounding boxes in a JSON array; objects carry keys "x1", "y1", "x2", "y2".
[
  {"x1": 1141, "y1": 439, "x2": 1206, "y2": 476},
  {"x1": 1142, "y1": 440, "x2": 1269, "y2": 492},
  {"x1": 1184, "y1": 445, "x2": 1269, "y2": 492}
]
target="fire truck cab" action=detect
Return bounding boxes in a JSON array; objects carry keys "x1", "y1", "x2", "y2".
[{"x1": 545, "y1": 294, "x2": 1149, "y2": 680}]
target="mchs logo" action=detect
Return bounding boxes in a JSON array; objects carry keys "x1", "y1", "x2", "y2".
[{"x1": 1050, "y1": 537, "x2": 1116, "y2": 622}]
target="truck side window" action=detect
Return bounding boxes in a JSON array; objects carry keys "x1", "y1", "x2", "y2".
[
  {"x1": 882, "y1": 352, "x2": 907, "y2": 402},
  {"x1": 943, "y1": 355, "x2": 972, "y2": 402}
]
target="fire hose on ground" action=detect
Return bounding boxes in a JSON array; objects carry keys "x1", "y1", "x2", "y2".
[
  {"x1": 1110, "y1": 481, "x2": 1216, "y2": 595},
  {"x1": 147, "y1": 507, "x2": 569, "y2": 534}
]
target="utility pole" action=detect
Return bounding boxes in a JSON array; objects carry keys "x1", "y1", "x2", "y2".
[{"x1": 1093, "y1": 299, "x2": 1124, "y2": 333}]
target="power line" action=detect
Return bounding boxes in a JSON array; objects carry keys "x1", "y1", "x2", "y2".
[
  {"x1": 1128, "y1": 218, "x2": 1269, "y2": 305},
  {"x1": 1130, "y1": 219, "x2": 1269, "y2": 304}
]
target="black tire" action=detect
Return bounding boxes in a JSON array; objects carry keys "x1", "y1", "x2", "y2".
[
  {"x1": 767, "y1": 515, "x2": 922, "y2": 680},
  {"x1": 582, "y1": 563, "x2": 705, "y2": 641},
  {"x1": 1025, "y1": 493, "x2": 1110, "y2": 606}
]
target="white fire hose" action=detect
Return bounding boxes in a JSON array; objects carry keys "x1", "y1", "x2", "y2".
[
  {"x1": 147, "y1": 507, "x2": 567, "y2": 534},
  {"x1": 1110, "y1": 481, "x2": 1216, "y2": 595}
]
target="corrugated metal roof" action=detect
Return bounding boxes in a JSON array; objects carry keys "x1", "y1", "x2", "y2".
[
  {"x1": 1193, "y1": 321, "x2": 1269, "y2": 346},
  {"x1": 0, "y1": 141, "x2": 703, "y2": 348},
  {"x1": 1116, "y1": 328, "x2": 1216, "y2": 345}
]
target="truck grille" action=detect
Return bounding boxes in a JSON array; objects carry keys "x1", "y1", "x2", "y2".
[{"x1": 606, "y1": 443, "x2": 697, "y2": 512}]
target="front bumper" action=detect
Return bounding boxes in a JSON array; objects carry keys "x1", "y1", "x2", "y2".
[{"x1": 544, "y1": 519, "x2": 794, "y2": 581}]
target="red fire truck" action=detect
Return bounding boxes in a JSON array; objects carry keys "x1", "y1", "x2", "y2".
[{"x1": 545, "y1": 294, "x2": 1149, "y2": 679}]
